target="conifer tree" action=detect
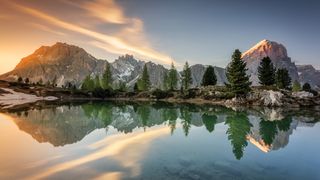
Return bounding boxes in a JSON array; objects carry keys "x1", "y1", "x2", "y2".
[
  {"x1": 134, "y1": 82, "x2": 139, "y2": 92},
  {"x1": 82, "y1": 75, "x2": 95, "y2": 91},
  {"x1": 226, "y1": 49, "x2": 251, "y2": 97},
  {"x1": 302, "y1": 83, "x2": 311, "y2": 92},
  {"x1": 94, "y1": 75, "x2": 101, "y2": 89},
  {"x1": 275, "y1": 68, "x2": 291, "y2": 89},
  {"x1": 292, "y1": 80, "x2": 301, "y2": 92},
  {"x1": 17, "y1": 76, "x2": 23, "y2": 83},
  {"x1": 138, "y1": 64, "x2": 150, "y2": 91},
  {"x1": 202, "y1": 65, "x2": 217, "y2": 86},
  {"x1": 101, "y1": 63, "x2": 112, "y2": 90},
  {"x1": 258, "y1": 56, "x2": 275, "y2": 86},
  {"x1": 181, "y1": 61, "x2": 192, "y2": 90},
  {"x1": 168, "y1": 62, "x2": 178, "y2": 90},
  {"x1": 25, "y1": 78, "x2": 30, "y2": 84},
  {"x1": 163, "y1": 72, "x2": 169, "y2": 90}
]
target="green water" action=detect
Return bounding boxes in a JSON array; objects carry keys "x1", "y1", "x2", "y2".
[{"x1": 0, "y1": 101, "x2": 319, "y2": 180}]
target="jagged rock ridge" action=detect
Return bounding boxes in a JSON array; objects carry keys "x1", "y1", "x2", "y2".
[
  {"x1": 1, "y1": 40, "x2": 319, "y2": 88},
  {"x1": 0, "y1": 42, "x2": 228, "y2": 89}
]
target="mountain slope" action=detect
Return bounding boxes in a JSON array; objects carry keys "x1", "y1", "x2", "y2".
[
  {"x1": 297, "y1": 65, "x2": 320, "y2": 88},
  {"x1": 242, "y1": 39, "x2": 299, "y2": 85},
  {"x1": 0, "y1": 42, "x2": 228, "y2": 89},
  {"x1": 2, "y1": 40, "x2": 318, "y2": 89},
  {"x1": 0, "y1": 42, "x2": 107, "y2": 87}
]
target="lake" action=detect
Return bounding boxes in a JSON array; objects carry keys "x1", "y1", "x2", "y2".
[{"x1": 0, "y1": 101, "x2": 319, "y2": 180}]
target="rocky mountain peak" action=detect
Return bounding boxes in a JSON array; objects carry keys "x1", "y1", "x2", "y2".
[
  {"x1": 242, "y1": 39, "x2": 298, "y2": 85},
  {"x1": 242, "y1": 39, "x2": 288, "y2": 63}
]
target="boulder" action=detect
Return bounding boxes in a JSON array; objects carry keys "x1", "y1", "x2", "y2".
[
  {"x1": 260, "y1": 90, "x2": 284, "y2": 106},
  {"x1": 292, "y1": 91, "x2": 314, "y2": 98}
]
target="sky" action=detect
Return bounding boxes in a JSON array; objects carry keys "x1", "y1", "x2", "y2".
[{"x1": 1, "y1": 0, "x2": 320, "y2": 74}]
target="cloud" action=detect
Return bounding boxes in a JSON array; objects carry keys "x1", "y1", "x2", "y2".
[
  {"x1": 28, "y1": 127, "x2": 169, "y2": 179},
  {"x1": 11, "y1": 1, "x2": 174, "y2": 65},
  {"x1": 29, "y1": 23, "x2": 66, "y2": 36},
  {"x1": 84, "y1": 0, "x2": 128, "y2": 24}
]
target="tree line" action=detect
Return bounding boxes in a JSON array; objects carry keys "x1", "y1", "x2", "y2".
[{"x1": 16, "y1": 49, "x2": 317, "y2": 97}]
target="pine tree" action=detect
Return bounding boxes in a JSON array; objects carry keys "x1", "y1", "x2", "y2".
[
  {"x1": 275, "y1": 68, "x2": 291, "y2": 89},
  {"x1": 181, "y1": 61, "x2": 192, "y2": 90},
  {"x1": 163, "y1": 72, "x2": 169, "y2": 90},
  {"x1": 17, "y1": 76, "x2": 23, "y2": 83},
  {"x1": 25, "y1": 78, "x2": 30, "y2": 84},
  {"x1": 138, "y1": 64, "x2": 150, "y2": 91},
  {"x1": 134, "y1": 82, "x2": 139, "y2": 92},
  {"x1": 302, "y1": 83, "x2": 311, "y2": 92},
  {"x1": 168, "y1": 62, "x2": 178, "y2": 91},
  {"x1": 94, "y1": 75, "x2": 101, "y2": 89},
  {"x1": 292, "y1": 80, "x2": 301, "y2": 92},
  {"x1": 257, "y1": 56, "x2": 275, "y2": 86},
  {"x1": 118, "y1": 80, "x2": 127, "y2": 92},
  {"x1": 101, "y1": 63, "x2": 112, "y2": 90},
  {"x1": 82, "y1": 75, "x2": 95, "y2": 91},
  {"x1": 202, "y1": 65, "x2": 217, "y2": 86},
  {"x1": 226, "y1": 49, "x2": 251, "y2": 97}
]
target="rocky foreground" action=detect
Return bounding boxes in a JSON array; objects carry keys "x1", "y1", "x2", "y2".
[{"x1": 1, "y1": 80, "x2": 319, "y2": 109}]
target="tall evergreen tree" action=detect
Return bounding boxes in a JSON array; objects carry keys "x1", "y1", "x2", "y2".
[
  {"x1": 202, "y1": 65, "x2": 217, "y2": 86},
  {"x1": 258, "y1": 57, "x2": 275, "y2": 86},
  {"x1": 101, "y1": 63, "x2": 112, "y2": 90},
  {"x1": 181, "y1": 61, "x2": 192, "y2": 90},
  {"x1": 168, "y1": 62, "x2": 178, "y2": 90},
  {"x1": 226, "y1": 49, "x2": 251, "y2": 97},
  {"x1": 163, "y1": 72, "x2": 169, "y2": 90},
  {"x1": 138, "y1": 64, "x2": 150, "y2": 91},
  {"x1": 275, "y1": 68, "x2": 291, "y2": 89}
]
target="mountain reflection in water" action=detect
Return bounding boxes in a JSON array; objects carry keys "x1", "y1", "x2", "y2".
[
  {"x1": 0, "y1": 101, "x2": 319, "y2": 180},
  {"x1": 4, "y1": 102, "x2": 318, "y2": 155}
]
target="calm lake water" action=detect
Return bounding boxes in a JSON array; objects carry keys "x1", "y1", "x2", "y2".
[{"x1": 0, "y1": 101, "x2": 319, "y2": 180}]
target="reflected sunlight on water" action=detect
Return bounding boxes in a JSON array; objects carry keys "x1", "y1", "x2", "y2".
[{"x1": 0, "y1": 101, "x2": 319, "y2": 180}]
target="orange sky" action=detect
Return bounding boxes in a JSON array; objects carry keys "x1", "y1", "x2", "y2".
[{"x1": 0, "y1": 0, "x2": 174, "y2": 74}]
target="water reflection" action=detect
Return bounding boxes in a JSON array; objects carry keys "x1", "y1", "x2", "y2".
[
  {"x1": 1, "y1": 101, "x2": 320, "y2": 179},
  {"x1": 2, "y1": 102, "x2": 318, "y2": 159}
]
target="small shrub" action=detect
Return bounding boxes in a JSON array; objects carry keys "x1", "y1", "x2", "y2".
[
  {"x1": 152, "y1": 89, "x2": 173, "y2": 99},
  {"x1": 215, "y1": 92, "x2": 235, "y2": 99}
]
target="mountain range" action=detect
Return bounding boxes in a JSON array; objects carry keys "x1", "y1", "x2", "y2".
[{"x1": 1, "y1": 40, "x2": 319, "y2": 89}]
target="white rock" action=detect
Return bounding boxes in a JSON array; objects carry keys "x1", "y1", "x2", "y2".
[
  {"x1": 0, "y1": 88, "x2": 58, "y2": 108},
  {"x1": 292, "y1": 91, "x2": 314, "y2": 98},
  {"x1": 260, "y1": 90, "x2": 283, "y2": 106}
]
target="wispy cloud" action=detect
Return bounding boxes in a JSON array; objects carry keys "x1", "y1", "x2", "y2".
[
  {"x1": 29, "y1": 23, "x2": 66, "y2": 36},
  {"x1": 28, "y1": 127, "x2": 169, "y2": 179},
  {"x1": 84, "y1": 0, "x2": 128, "y2": 24},
  {"x1": 11, "y1": 0, "x2": 174, "y2": 65}
]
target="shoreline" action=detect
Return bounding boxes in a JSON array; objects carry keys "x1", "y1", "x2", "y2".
[{"x1": 1, "y1": 84, "x2": 320, "y2": 109}]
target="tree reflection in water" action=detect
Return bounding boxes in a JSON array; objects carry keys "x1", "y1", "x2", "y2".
[{"x1": 3, "y1": 101, "x2": 318, "y2": 160}]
